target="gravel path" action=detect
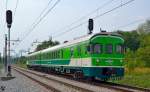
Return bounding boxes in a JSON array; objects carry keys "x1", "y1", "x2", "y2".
[{"x1": 0, "y1": 70, "x2": 51, "y2": 92}]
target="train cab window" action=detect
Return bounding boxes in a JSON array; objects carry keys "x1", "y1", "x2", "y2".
[
  {"x1": 87, "y1": 45, "x2": 93, "y2": 53},
  {"x1": 87, "y1": 45, "x2": 90, "y2": 52},
  {"x1": 94, "y1": 44, "x2": 102, "y2": 54},
  {"x1": 116, "y1": 45, "x2": 124, "y2": 53},
  {"x1": 106, "y1": 44, "x2": 113, "y2": 54}
]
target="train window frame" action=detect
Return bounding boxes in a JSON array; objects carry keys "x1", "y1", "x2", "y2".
[{"x1": 106, "y1": 44, "x2": 113, "y2": 54}]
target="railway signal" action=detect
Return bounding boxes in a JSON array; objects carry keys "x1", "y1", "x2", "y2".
[
  {"x1": 6, "y1": 10, "x2": 12, "y2": 28},
  {"x1": 88, "y1": 18, "x2": 94, "y2": 34},
  {"x1": 6, "y1": 10, "x2": 13, "y2": 76}
]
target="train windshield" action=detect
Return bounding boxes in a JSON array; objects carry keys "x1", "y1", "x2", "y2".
[
  {"x1": 87, "y1": 44, "x2": 102, "y2": 54},
  {"x1": 106, "y1": 44, "x2": 113, "y2": 54},
  {"x1": 88, "y1": 44, "x2": 124, "y2": 54},
  {"x1": 94, "y1": 44, "x2": 102, "y2": 54}
]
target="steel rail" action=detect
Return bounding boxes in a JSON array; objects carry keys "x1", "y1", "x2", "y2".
[
  {"x1": 13, "y1": 66, "x2": 95, "y2": 92},
  {"x1": 13, "y1": 66, "x2": 150, "y2": 92}
]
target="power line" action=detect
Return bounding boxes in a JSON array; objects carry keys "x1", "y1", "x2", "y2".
[
  {"x1": 15, "y1": 0, "x2": 53, "y2": 43},
  {"x1": 28, "y1": 0, "x2": 53, "y2": 31},
  {"x1": 53, "y1": 0, "x2": 135, "y2": 38},
  {"x1": 52, "y1": 0, "x2": 115, "y2": 35},
  {"x1": 6, "y1": 0, "x2": 8, "y2": 10},
  {"x1": 14, "y1": 0, "x2": 61, "y2": 50},
  {"x1": 22, "y1": 0, "x2": 60, "y2": 42},
  {"x1": 113, "y1": 18, "x2": 148, "y2": 30},
  {"x1": 93, "y1": 0, "x2": 135, "y2": 19},
  {"x1": 14, "y1": 0, "x2": 19, "y2": 19}
]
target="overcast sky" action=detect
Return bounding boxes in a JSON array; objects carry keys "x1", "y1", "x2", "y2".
[{"x1": 0, "y1": 0, "x2": 150, "y2": 56}]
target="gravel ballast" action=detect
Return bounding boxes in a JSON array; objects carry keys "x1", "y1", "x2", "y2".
[{"x1": 0, "y1": 70, "x2": 51, "y2": 92}]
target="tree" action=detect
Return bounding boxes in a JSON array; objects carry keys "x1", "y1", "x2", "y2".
[
  {"x1": 137, "y1": 20, "x2": 150, "y2": 34},
  {"x1": 35, "y1": 39, "x2": 60, "y2": 51},
  {"x1": 136, "y1": 34, "x2": 150, "y2": 67},
  {"x1": 117, "y1": 30, "x2": 140, "y2": 51}
]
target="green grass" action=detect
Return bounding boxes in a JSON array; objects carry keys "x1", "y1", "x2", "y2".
[
  {"x1": 113, "y1": 74, "x2": 150, "y2": 88},
  {"x1": 111, "y1": 68, "x2": 150, "y2": 89}
]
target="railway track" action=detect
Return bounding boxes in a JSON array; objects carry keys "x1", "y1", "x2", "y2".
[{"x1": 12, "y1": 66, "x2": 150, "y2": 92}]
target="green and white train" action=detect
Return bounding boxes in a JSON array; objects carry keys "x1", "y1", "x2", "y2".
[{"x1": 26, "y1": 32, "x2": 125, "y2": 80}]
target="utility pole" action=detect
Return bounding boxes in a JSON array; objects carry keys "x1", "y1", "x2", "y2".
[
  {"x1": 6, "y1": 10, "x2": 12, "y2": 76},
  {"x1": 4, "y1": 34, "x2": 8, "y2": 73}
]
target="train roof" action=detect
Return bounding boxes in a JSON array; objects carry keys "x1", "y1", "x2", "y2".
[{"x1": 27, "y1": 32, "x2": 123, "y2": 57}]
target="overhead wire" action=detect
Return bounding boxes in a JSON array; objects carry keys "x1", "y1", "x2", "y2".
[
  {"x1": 14, "y1": 0, "x2": 61, "y2": 50},
  {"x1": 27, "y1": 0, "x2": 53, "y2": 32},
  {"x1": 5, "y1": 0, "x2": 8, "y2": 10},
  {"x1": 13, "y1": 0, "x2": 53, "y2": 45},
  {"x1": 21, "y1": 0, "x2": 60, "y2": 42},
  {"x1": 93, "y1": 0, "x2": 135, "y2": 19},
  {"x1": 114, "y1": 18, "x2": 146, "y2": 30},
  {"x1": 15, "y1": 0, "x2": 135, "y2": 52},
  {"x1": 13, "y1": 0, "x2": 19, "y2": 20},
  {"x1": 51, "y1": 0, "x2": 115, "y2": 35},
  {"x1": 53, "y1": 0, "x2": 135, "y2": 38}
]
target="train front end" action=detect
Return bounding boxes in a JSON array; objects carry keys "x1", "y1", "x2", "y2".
[{"x1": 88, "y1": 33, "x2": 125, "y2": 80}]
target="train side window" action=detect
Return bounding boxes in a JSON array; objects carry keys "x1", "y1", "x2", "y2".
[
  {"x1": 55, "y1": 52, "x2": 56, "y2": 59},
  {"x1": 61, "y1": 50, "x2": 63, "y2": 58},
  {"x1": 55, "y1": 51, "x2": 57, "y2": 58},
  {"x1": 55, "y1": 51, "x2": 56, "y2": 59},
  {"x1": 116, "y1": 45, "x2": 124, "y2": 53},
  {"x1": 57, "y1": 51, "x2": 59, "y2": 58},
  {"x1": 47, "y1": 53, "x2": 49, "y2": 59},
  {"x1": 106, "y1": 44, "x2": 113, "y2": 54},
  {"x1": 48, "y1": 53, "x2": 51, "y2": 59},
  {"x1": 85, "y1": 46, "x2": 88, "y2": 54},
  {"x1": 77, "y1": 46, "x2": 81, "y2": 56},
  {"x1": 54, "y1": 52, "x2": 56, "y2": 59},
  {"x1": 52, "y1": 52, "x2": 54, "y2": 59},
  {"x1": 59, "y1": 51, "x2": 60, "y2": 58},
  {"x1": 70, "y1": 47, "x2": 74, "y2": 57}
]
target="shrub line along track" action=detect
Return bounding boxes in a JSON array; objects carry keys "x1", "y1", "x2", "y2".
[{"x1": 13, "y1": 66, "x2": 150, "y2": 92}]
